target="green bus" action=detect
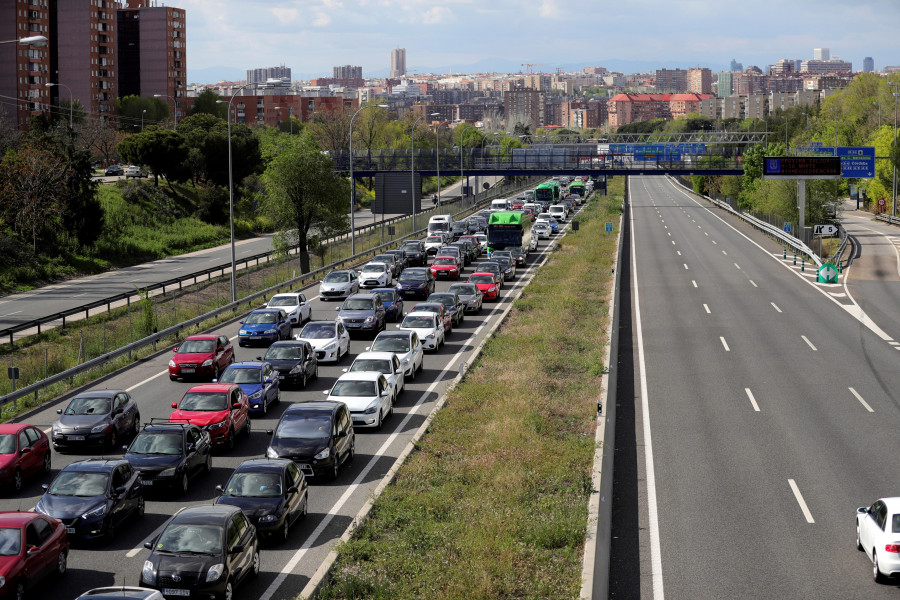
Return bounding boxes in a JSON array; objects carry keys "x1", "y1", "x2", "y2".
[
  {"x1": 487, "y1": 211, "x2": 532, "y2": 253},
  {"x1": 534, "y1": 181, "x2": 560, "y2": 204},
  {"x1": 567, "y1": 180, "x2": 586, "y2": 202}
]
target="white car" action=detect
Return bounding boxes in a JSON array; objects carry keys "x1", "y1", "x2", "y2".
[
  {"x1": 549, "y1": 205, "x2": 566, "y2": 222},
  {"x1": 266, "y1": 292, "x2": 311, "y2": 325},
  {"x1": 124, "y1": 165, "x2": 146, "y2": 178},
  {"x1": 398, "y1": 311, "x2": 445, "y2": 352},
  {"x1": 358, "y1": 262, "x2": 393, "y2": 289},
  {"x1": 857, "y1": 497, "x2": 900, "y2": 582},
  {"x1": 474, "y1": 233, "x2": 488, "y2": 253},
  {"x1": 320, "y1": 269, "x2": 359, "y2": 300},
  {"x1": 424, "y1": 235, "x2": 445, "y2": 256},
  {"x1": 324, "y1": 371, "x2": 392, "y2": 429},
  {"x1": 533, "y1": 220, "x2": 551, "y2": 239},
  {"x1": 295, "y1": 320, "x2": 350, "y2": 363},
  {"x1": 367, "y1": 330, "x2": 424, "y2": 378},
  {"x1": 345, "y1": 351, "x2": 405, "y2": 399}
]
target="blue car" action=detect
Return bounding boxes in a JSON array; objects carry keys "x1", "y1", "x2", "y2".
[
  {"x1": 219, "y1": 361, "x2": 281, "y2": 416},
  {"x1": 395, "y1": 267, "x2": 435, "y2": 300},
  {"x1": 371, "y1": 287, "x2": 404, "y2": 322},
  {"x1": 239, "y1": 309, "x2": 291, "y2": 347}
]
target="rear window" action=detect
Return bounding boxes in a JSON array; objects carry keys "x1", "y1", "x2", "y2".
[{"x1": 894, "y1": 514, "x2": 900, "y2": 534}]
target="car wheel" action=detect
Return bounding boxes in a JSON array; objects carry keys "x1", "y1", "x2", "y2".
[
  {"x1": 179, "y1": 472, "x2": 189, "y2": 495},
  {"x1": 169, "y1": 375, "x2": 178, "y2": 381},
  {"x1": 313, "y1": 364, "x2": 319, "y2": 380},
  {"x1": 106, "y1": 430, "x2": 118, "y2": 453},
  {"x1": 856, "y1": 525, "x2": 863, "y2": 551},
  {"x1": 301, "y1": 371, "x2": 308, "y2": 389},
  {"x1": 204, "y1": 453, "x2": 212, "y2": 473},
  {"x1": 300, "y1": 494, "x2": 309, "y2": 519},
  {"x1": 250, "y1": 550, "x2": 260, "y2": 578},
  {"x1": 375, "y1": 410, "x2": 383, "y2": 431},
  {"x1": 213, "y1": 364, "x2": 220, "y2": 381},
  {"x1": 329, "y1": 459, "x2": 340, "y2": 482},
  {"x1": 12, "y1": 469, "x2": 22, "y2": 493},
  {"x1": 874, "y1": 551, "x2": 887, "y2": 583},
  {"x1": 348, "y1": 438, "x2": 355, "y2": 461},
  {"x1": 281, "y1": 519, "x2": 290, "y2": 543},
  {"x1": 221, "y1": 580, "x2": 234, "y2": 600},
  {"x1": 261, "y1": 397, "x2": 267, "y2": 416},
  {"x1": 137, "y1": 496, "x2": 145, "y2": 518},
  {"x1": 43, "y1": 452, "x2": 51, "y2": 474},
  {"x1": 226, "y1": 428, "x2": 235, "y2": 451},
  {"x1": 106, "y1": 517, "x2": 117, "y2": 542},
  {"x1": 132, "y1": 414, "x2": 141, "y2": 439},
  {"x1": 55, "y1": 549, "x2": 67, "y2": 576},
  {"x1": 244, "y1": 419, "x2": 251, "y2": 438}
]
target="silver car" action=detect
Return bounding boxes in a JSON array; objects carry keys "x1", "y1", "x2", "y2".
[
  {"x1": 448, "y1": 283, "x2": 483, "y2": 314},
  {"x1": 320, "y1": 269, "x2": 359, "y2": 300}
]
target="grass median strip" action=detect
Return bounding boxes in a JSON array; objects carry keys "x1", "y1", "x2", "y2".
[{"x1": 318, "y1": 182, "x2": 623, "y2": 600}]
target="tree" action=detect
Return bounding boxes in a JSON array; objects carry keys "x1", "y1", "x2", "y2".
[
  {"x1": 0, "y1": 145, "x2": 68, "y2": 251},
  {"x1": 177, "y1": 113, "x2": 261, "y2": 187},
  {"x1": 61, "y1": 145, "x2": 103, "y2": 248},
  {"x1": 116, "y1": 95, "x2": 169, "y2": 131},
  {"x1": 117, "y1": 129, "x2": 190, "y2": 189},
  {"x1": 307, "y1": 107, "x2": 352, "y2": 155},
  {"x1": 259, "y1": 129, "x2": 350, "y2": 273},
  {"x1": 188, "y1": 89, "x2": 227, "y2": 119}
]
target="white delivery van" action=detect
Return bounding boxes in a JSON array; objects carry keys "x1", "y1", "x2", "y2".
[
  {"x1": 548, "y1": 204, "x2": 566, "y2": 222},
  {"x1": 490, "y1": 198, "x2": 511, "y2": 212}
]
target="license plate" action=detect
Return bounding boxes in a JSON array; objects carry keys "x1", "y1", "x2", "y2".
[
  {"x1": 278, "y1": 375, "x2": 285, "y2": 379},
  {"x1": 141, "y1": 479, "x2": 153, "y2": 486},
  {"x1": 66, "y1": 527, "x2": 75, "y2": 534},
  {"x1": 249, "y1": 336, "x2": 262, "y2": 340},
  {"x1": 68, "y1": 436, "x2": 85, "y2": 441},
  {"x1": 162, "y1": 590, "x2": 190, "y2": 597},
  {"x1": 181, "y1": 368, "x2": 195, "y2": 373}
]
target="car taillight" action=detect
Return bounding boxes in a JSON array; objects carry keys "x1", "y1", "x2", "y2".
[{"x1": 887, "y1": 544, "x2": 900, "y2": 553}]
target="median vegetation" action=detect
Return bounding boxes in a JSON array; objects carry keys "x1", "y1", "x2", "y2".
[{"x1": 318, "y1": 181, "x2": 623, "y2": 600}]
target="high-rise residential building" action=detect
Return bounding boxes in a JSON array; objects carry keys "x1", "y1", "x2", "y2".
[
  {"x1": 583, "y1": 66, "x2": 608, "y2": 75},
  {"x1": 247, "y1": 66, "x2": 291, "y2": 85},
  {"x1": 117, "y1": 0, "x2": 187, "y2": 119},
  {"x1": 716, "y1": 72, "x2": 733, "y2": 97},
  {"x1": 54, "y1": 0, "x2": 118, "y2": 122},
  {"x1": 655, "y1": 68, "x2": 688, "y2": 93},
  {"x1": 687, "y1": 68, "x2": 712, "y2": 94},
  {"x1": 772, "y1": 59, "x2": 795, "y2": 75},
  {"x1": 0, "y1": 0, "x2": 51, "y2": 128},
  {"x1": 813, "y1": 48, "x2": 830, "y2": 61},
  {"x1": 390, "y1": 48, "x2": 406, "y2": 78},
  {"x1": 504, "y1": 88, "x2": 544, "y2": 131},
  {"x1": 729, "y1": 59, "x2": 743, "y2": 72},
  {"x1": 333, "y1": 65, "x2": 362, "y2": 79},
  {"x1": 801, "y1": 59, "x2": 853, "y2": 74},
  {"x1": 863, "y1": 57, "x2": 874, "y2": 72},
  {"x1": 523, "y1": 74, "x2": 552, "y2": 91}
]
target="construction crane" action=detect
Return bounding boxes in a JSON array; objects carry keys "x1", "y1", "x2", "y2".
[{"x1": 521, "y1": 63, "x2": 549, "y2": 74}]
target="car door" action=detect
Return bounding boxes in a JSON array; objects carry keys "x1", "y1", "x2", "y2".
[
  {"x1": 231, "y1": 389, "x2": 249, "y2": 437},
  {"x1": 108, "y1": 465, "x2": 130, "y2": 527},
  {"x1": 111, "y1": 393, "x2": 127, "y2": 437},
  {"x1": 391, "y1": 355, "x2": 404, "y2": 393},
  {"x1": 18, "y1": 430, "x2": 40, "y2": 477},
  {"x1": 218, "y1": 336, "x2": 233, "y2": 370},
  {"x1": 411, "y1": 333, "x2": 423, "y2": 369},
  {"x1": 23, "y1": 427, "x2": 47, "y2": 476},
  {"x1": 862, "y1": 500, "x2": 885, "y2": 551},
  {"x1": 120, "y1": 462, "x2": 142, "y2": 516},
  {"x1": 263, "y1": 363, "x2": 278, "y2": 404},
  {"x1": 185, "y1": 428, "x2": 201, "y2": 475},
  {"x1": 298, "y1": 294, "x2": 310, "y2": 322},
  {"x1": 285, "y1": 462, "x2": 304, "y2": 521},
  {"x1": 338, "y1": 323, "x2": 349, "y2": 355},
  {"x1": 24, "y1": 517, "x2": 56, "y2": 580},
  {"x1": 193, "y1": 427, "x2": 212, "y2": 467}
]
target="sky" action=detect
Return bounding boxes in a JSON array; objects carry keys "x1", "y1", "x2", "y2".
[{"x1": 175, "y1": 0, "x2": 900, "y2": 82}]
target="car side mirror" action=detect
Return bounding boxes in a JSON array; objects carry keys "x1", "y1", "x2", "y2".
[
  {"x1": 858, "y1": 507, "x2": 869, "y2": 514},
  {"x1": 27, "y1": 546, "x2": 41, "y2": 555},
  {"x1": 364, "y1": 346, "x2": 371, "y2": 351},
  {"x1": 20, "y1": 447, "x2": 31, "y2": 455},
  {"x1": 381, "y1": 391, "x2": 389, "y2": 397},
  {"x1": 335, "y1": 306, "x2": 341, "y2": 311},
  {"x1": 215, "y1": 485, "x2": 224, "y2": 496},
  {"x1": 122, "y1": 445, "x2": 129, "y2": 452},
  {"x1": 56, "y1": 409, "x2": 62, "y2": 414},
  {"x1": 41, "y1": 484, "x2": 49, "y2": 491},
  {"x1": 114, "y1": 407, "x2": 124, "y2": 415},
  {"x1": 322, "y1": 390, "x2": 329, "y2": 395},
  {"x1": 232, "y1": 402, "x2": 241, "y2": 409},
  {"x1": 239, "y1": 321, "x2": 244, "y2": 325},
  {"x1": 172, "y1": 346, "x2": 178, "y2": 353},
  {"x1": 395, "y1": 369, "x2": 403, "y2": 375},
  {"x1": 396, "y1": 324, "x2": 401, "y2": 329},
  {"x1": 287, "y1": 485, "x2": 299, "y2": 495},
  {"x1": 144, "y1": 541, "x2": 153, "y2": 549},
  {"x1": 266, "y1": 429, "x2": 274, "y2": 435},
  {"x1": 265, "y1": 379, "x2": 273, "y2": 384},
  {"x1": 231, "y1": 544, "x2": 245, "y2": 554},
  {"x1": 212, "y1": 378, "x2": 218, "y2": 383},
  {"x1": 115, "y1": 486, "x2": 127, "y2": 496},
  {"x1": 336, "y1": 430, "x2": 347, "y2": 438},
  {"x1": 187, "y1": 443, "x2": 195, "y2": 452},
  {"x1": 171, "y1": 402, "x2": 178, "y2": 408}
]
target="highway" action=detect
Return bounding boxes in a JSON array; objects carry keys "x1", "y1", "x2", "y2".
[
  {"x1": 609, "y1": 175, "x2": 900, "y2": 598},
  {"x1": 0, "y1": 199, "x2": 577, "y2": 600}
]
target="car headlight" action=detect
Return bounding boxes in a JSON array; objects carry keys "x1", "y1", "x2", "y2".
[
  {"x1": 266, "y1": 446, "x2": 279, "y2": 458},
  {"x1": 249, "y1": 390, "x2": 263, "y2": 400},
  {"x1": 91, "y1": 424, "x2": 109, "y2": 434},
  {"x1": 201, "y1": 359, "x2": 213, "y2": 367},
  {"x1": 289, "y1": 365, "x2": 302, "y2": 374},
  {"x1": 168, "y1": 359, "x2": 176, "y2": 368},
  {"x1": 207, "y1": 420, "x2": 227, "y2": 430},
  {"x1": 364, "y1": 316, "x2": 376, "y2": 323},
  {"x1": 206, "y1": 563, "x2": 224, "y2": 583},
  {"x1": 34, "y1": 500, "x2": 46, "y2": 514},
  {"x1": 239, "y1": 329, "x2": 251, "y2": 335},
  {"x1": 82, "y1": 504, "x2": 108, "y2": 519},
  {"x1": 489, "y1": 287, "x2": 496, "y2": 292},
  {"x1": 324, "y1": 342, "x2": 337, "y2": 351},
  {"x1": 259, "y1": 514, "x2": 278, "y2": 523},
  {"x1": 401, "y1": 358, "x2": 410, "y2": 368},
  {"x1": 159, "y1": 467, "x2": 177, "y2": 478},
  {"x1": 142, "y1": 560, "x2": 157, "y2": 584},
  {"x1": 364, "y1": 404, "x2": 378, "y2": 415},
  {"x1": 314, "y1": 447, "x2": 330, "y2": 460},
  {"x1": 426, "y1": 333, "x2": 435, "y2": 339}
]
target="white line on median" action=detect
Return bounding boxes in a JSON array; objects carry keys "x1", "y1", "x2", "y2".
[
  {"x1": 711, "y1": 240, "x2": 717, "y2": 245},
  {"x1": 849, "y1": 387, "x2": 874, "y2": 412},
  {"x1": 676, "y1": 251, "x2": 682, "y2": 256},
  {"x1": 745, "y1": 388, "x2": 760, "y2": 411},
  {"x1": 720, "y1": 337, "x2": 730, "y2": 351},
  {"x1": 771, "y1": 303, "x2": 782, "y2": 313},
  {"x1": 788, "y1": 479, "x2": 815, "y2": 523},
  {"x1": 801, "y1": 335, "x2": 818, "y2": 351},
  {"x1": 683, "y1": 264, "x2": 689, "y2": 270}
]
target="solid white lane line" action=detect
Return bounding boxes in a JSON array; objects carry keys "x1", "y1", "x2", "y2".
[
  {"x1": 745, "y1": 388, "x2": 760, "y2": 411},
  {"x1": 788, "y1": 479, "x2": 815, "y2": 523},
  {"x1": 849, "y1": 387, "x2": 874, "y2": 412},
  {"x1": 692, "y1": 280, "x2": 697, "y2": 288},
  {"x1": 749, "y1": 280, "x2": 757, "y2": 287},
  {"x1": 0, "y1": 311, "x2": 22, "y2": 318},
  {"x1": 771, "y1": 303, "x2": 782, "y2": 313},
  {"x1": 703, "y1": 304, "x2": 710, "y2": 314},
  {"x1": 74, "y1": 293, "x2": 87, "y2": 298},
  {"x1": 734, "y1": 263, "x2": 741, "y2": 270},
  {"x1": 801, "y1": 335, "x2": 818, "y2": 351},
  {"x1": 890, "y1": 342, "x2": 900, "y2": 346},
  {"x1": 630, "y1": 192, "x2": 665, "y2": 599},
  {"x1": 720, "y1": 337, "x2": 730, "y2": 351}
]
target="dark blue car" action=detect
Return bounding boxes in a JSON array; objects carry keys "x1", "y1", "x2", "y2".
[
  {"x1": 336, "y1": 293, "x2": 387, "y2": 335},
  {"x1": 372, "y1": 287, "x2": 404, "y2": 322},
  {"x1": 35, "y1": 458, "x2": 144, "y2": 543},
  {"x1": 218, "y1": 361, "x2": 281, "y2": 416},
  {"x1": 395, "y1": 267, "x2": 435, "y2": 300},
  {"x1": 238, "y1": 309, "x2": 291, "y2": 347}
]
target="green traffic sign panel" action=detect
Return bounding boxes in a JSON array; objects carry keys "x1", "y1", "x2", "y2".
[{"x1": 817, "y1": 263, "x2": 839, "y2": 284}]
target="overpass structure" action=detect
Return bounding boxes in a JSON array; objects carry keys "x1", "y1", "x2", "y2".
[{"x1": 333, "y1": 131, "x2": 769, "y2": 178}]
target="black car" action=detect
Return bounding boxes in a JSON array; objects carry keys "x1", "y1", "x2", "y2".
[
  {"x1": 35, "y1": 458, "x2": 144, "y2": 543},
  {"x1": 104, "y1": 164, "x2": 124, "y2": 176},
  {"x1": 266, "y1": 401, "x2": 355, "y2": 481},
  {"x1": 395, "y1": 267, "x2": 435, "y2": 300},
  {"x1": 383, "y1": 249, "x2": 409, "y2": 271},
  {"x1": 427, "y1": 292, "x2": 464, "y2": 327},
  {"x1": 488, "y1": 256, "x2": 516, "y2": 281},
  {"x1": 258, "y1": 341, "x2": 318, "y2": 388},
  {"x1": 451, "y1": 240, "x2": 476, "y2": 265},
  {"x1": 215, "y1": 458, "x2": 308, "y2": 543},
  {"x1": 140, "y1": 505, "x2": 259, "y2": 599},
  {"x1": 475, "y1": 261, "x2": 505, "y2": 287},
  {"x1": 450, "y1": 221, "x2": 468, "y2": 240},
  {"x1": 52, "y1": 389, "x2": 141, "y2": 452},
  {"x1": 76, "y1": 587, "x2": 164, "y2": 600},
  {"x1": 124, "y1": 421, "x2": 212, "y2": 495},
  {"x1": 400, "y1": 240, "x2": 426, "y2": 266}
]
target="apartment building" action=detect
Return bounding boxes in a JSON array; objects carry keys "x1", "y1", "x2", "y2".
[
  {"x1": 333, "y1": 65, "x2": 362, "y2": 79},
  {"x1": 0, "y1": 0, "x2": 51, "y2": 127},
  {"x1": 504, "y1": 88, "x2": 544, "y2": 131},
  {"x1": 390, "y1": 48, "x2": 406, "y2": 78},
  {"x1": 608, "y1": 92, "x2": 713, "y2": 128},
  {"x1": 687, "y1": 68, "x2": 712, "y2": 95}
]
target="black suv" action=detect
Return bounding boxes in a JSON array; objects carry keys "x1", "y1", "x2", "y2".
[
  {"x1": 258, "y1": 340, "x2": 318, "y2": 388},
  {"x1": 140, "y1": 505, "x2": 259, "y2": 599},
  {"x1": 266, "y1": 401, "x2": 355, "y2": 481},
  {"x1": 401, "y1": 240, "x2": 426, "y2": 266},
  {"x1": 124, "y1": 421, "x2": 212, "y2": 495}
]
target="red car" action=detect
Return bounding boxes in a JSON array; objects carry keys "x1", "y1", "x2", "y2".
[
  {"x1": 168, "y1": 334, "x2": 234, "y2": 381},
  {"x1": 0, "y1": 512, "x2": 69, "y2": 598},
  {"x1": 0, "y1": 424, "x2": 51, "y2": 493},
  {"x1": 468, "y1": 273, "x2": 499, "y2": 301},
  {"x1": 169, "y1": 383, "x2": 250, "y2": 451},
  {"x1": 430, "y1": 256, "x2": 461, "y2": 280}
]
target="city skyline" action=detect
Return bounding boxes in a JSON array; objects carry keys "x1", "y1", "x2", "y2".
[{"x1": 178, "y1": 0, "x2": 898, "y2": 82}]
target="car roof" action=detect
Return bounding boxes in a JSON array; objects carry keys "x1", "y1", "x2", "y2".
[
  {"x1": 353, "y1": 351, "x2": 397, "y2": 362},
  {"x1": 302, "y1": 320, "x2": 337, "y2": 327},
  {"x1": 469, "y1": 272, "x2": 495, "y2": 278},
  {"x1": 371, "y1": 287, "x2": 397, "y2": 295},
  {"x1": 185, "y1": 383, "x2": 237, "y2": 393},
  {"x1": 63, "y1": 458, "x2": 127, "y2": 472},
  {"x1": 249, "y1": 308, "x2": 280, "y2": 315},
  {"x1": 337, "y1": 371, "x2": 383, "y2": 382},
  {"x1": 233, "y1": 458, "x2": 291, "y2": 474},
  {"x1": 226, "y1": 361, "x2": 265, "y2": 369},
  {"x1": 405, "y1": 311, "x2": 437, "y2": 319},
  {"x1": 72, "y1": 389, "x2": 120, "y2": 399},
  {"x1": 0, "y1": 511, "x2": 44, "y2": 526},
  {"x1": 346, "y1": 293, "x2": 378, "y2": 300},
  {"x1": 78, "y1": 587, "x2": 163, "y2": 600},
  {"x1": 284, "y1": 401, "x2": 343, "y2": 416},
  {"x1": 362, "y1": 262, "x2": 387, "y2": 268},
  {"x1": 268, "y1": 340, "x2": 310, "y2": 348},
  {"x1": 172, "y1": 504, "x2": 240, "y2": 524},
  {"x1": 400, "y1": 268, "x2": 428, "y2": 275},
  {"x1": 0, "y1": 423, "x2": 29, "y2": 434},
  {"x1": 375, "y1": 330, "x2": 412, "y2": 339},
  {"x1": 428, "y1": 292, "x2": 455, "y2": 298},
  {"x1": 184, "y1": 334, "x2": 217, "y2": 341}
]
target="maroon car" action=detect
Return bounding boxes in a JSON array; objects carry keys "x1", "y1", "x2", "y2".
[
  {"x1": 169, "y1": 334, "x2": 234, "y2": 381},
  {"x1": 0, "y1": 511, "x2": 69, "y2": 598},
  {"x1": 0, "y1": 424, "x2": 51, "y2": 494}
]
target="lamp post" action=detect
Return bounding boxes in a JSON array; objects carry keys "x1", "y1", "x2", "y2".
[
  {"x1": 274, "y1": 106, "x2": 293, "y2": 135},
  {"x1": 153, "y1": 93, "x2": 177, "y2": 130},
  {"x1": 0, "y1": 35, "x2": 47, "y2": 46},
  {"x1": 430, "y1": 112, "x2": 442, "y2": 213},
  {"x1": 411, "y1": 114, "x2": 425, "y2": 234},
  {"x1": 141, "y1": 109, "x2": 147, "y2": 131},
  {"x1": 892, "y1": 89, "x2": 899, "y2": 217},
  {"x1": 44, "y1": 82, "x2": 72, "y2": 128},
  {"x1": 348, "y1": 103, "x2": 390, "y2": 256}
]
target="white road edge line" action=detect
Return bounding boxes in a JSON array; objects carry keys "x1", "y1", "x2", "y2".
[
  {"x1": 745, "y1": 388, "x2": 760, "y2": 412},
  {"x1": 801, "y1": 335, "x2": 818, "y2": 351},
  {"x1": 720, "y1": 337, "x2": 730, "y2": 351},
  {"x1": 788, "y1": 479, "x2": 815, "y2": 523},
  {"x1": 849, "y1": 387, "x2": 874, "y2": 412}
]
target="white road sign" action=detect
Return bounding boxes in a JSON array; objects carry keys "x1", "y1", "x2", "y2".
[{"x1": 814, "y1": 224, "x2": 838, "y2": 236}]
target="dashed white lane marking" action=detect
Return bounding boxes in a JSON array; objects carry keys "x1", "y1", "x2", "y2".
[
  {"x1": 771, "y1": 303, "x2": 782, "y2": 313},
  {"x1": 720, "y1": 337, "x2": 730, "y2": 351},
  {"x1": 745, "y1": 388, "x2": 760, "y2": 412},
  {"x1": 683, "y1": 264, "x2": 689, "y2": 270},
  {"x1": 692, "y1": 280, "x2": 697, "y2": 288},
  {"x1": 788, "y1": 479, "x2": 815, "y2": 523},
  {"x1": 703, "y1": 304, "x2": 710, "y2": 314},
  {"x1": 801, "y1": 335, "x2": 818, "y2": 351},
  {"x1": 1, "y1": 311, "x2": 22, "y2": 318},
  {"x1": 848, "y1": 387, "x2": 874, "y2": 412},
  {"x1": 712, "y1": 240, "x2": 717, "y2": 245},
  {"x1": 749, "y1": 280, "x2": 757, "y2": 287},
  {"x1": 676, "y1": 251, "x2": 682, "y2": 256},
  {"x1": 734, "y1": 263, "x2": 741, "y2": 270}
]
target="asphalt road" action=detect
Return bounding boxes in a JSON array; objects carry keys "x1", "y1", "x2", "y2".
[
  {"x1": 1, "y1": 199, "x2": 580, "y2": 600},
  {"x1": 609, "y1": 176, "x2": 900, "y2": 599}
]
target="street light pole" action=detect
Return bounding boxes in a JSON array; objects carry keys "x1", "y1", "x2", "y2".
[
  {"x1": 44, "y1": 82, "x2": 72, "y2": 128},
  {"x1": 141, "y1": 109, "x2": 146, "y2": 131},
  {"x1": 411, "y1": 114, "x2": 425, "y2": 234},
  {"x1": 348, "y1": 104, "x2": 389, "y2": 256},
  {"x1": 893, "y1": 91, "x2": 899, "y2": 217},
  {"x1": 153, "y1": 93, "x2": 177, "y2": 130},
  {"x1": 0, "y1": 35, "x2": 48, "y2": 46},
  {"x1": 430, "y1": 112, "x2": 441, "y2": 213}
]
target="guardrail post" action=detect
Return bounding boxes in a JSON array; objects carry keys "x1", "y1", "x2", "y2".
[{"x1": 801, "y1": 258, "x2": 805, "y2": 272}]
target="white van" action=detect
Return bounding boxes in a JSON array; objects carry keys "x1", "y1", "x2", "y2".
[
  {"x1": 549, "y1": 204, "x2": 566, "y2": 222},
  {"x1": 490, "y1": 198, "x2": 511, "y2": 212},
  {"x1": 429, "y1": 215, "x2": 451, "y2": 225}
]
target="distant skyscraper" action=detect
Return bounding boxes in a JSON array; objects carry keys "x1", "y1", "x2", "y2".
[
  {"x1": 333, "y1": 65, "x2": 363, "y2": 79},
  {"x1": 729, "y1": 59, "x2": 743, "y2": 72},
  {"x1": 247, "y1": 66, "x2": 291, "y2": 85},
  {"x1": 814, "y1": 48, "x2": 830, "y2": 61},
  {"x1": 863, "y1": 57, "x2": 874, "y2": 72},
  {"x1": 391, "y1": 48, "x2": 406, "y2": 78},
  {"x1": 717, "y1": 72, "x2": 733, "y2": 97}
]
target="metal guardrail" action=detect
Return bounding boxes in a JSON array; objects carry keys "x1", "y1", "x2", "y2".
[{"x1": 0, "y1": 176, "x2": 544, "y2": 410}]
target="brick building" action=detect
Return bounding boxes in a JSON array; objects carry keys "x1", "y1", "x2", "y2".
[
  {"x1": 655, "y1": 68, "x2": 688, "y2": 92},
  {"x1": 504, "y1": 88, "x2": 544, "y2": 131},
  {"x1": 608, "y1": 92, "x2": 712, "y2": 128},
  {"x1": 0, "y1": 0, "x2": 51, "y2": 128},
  {"x1": 687, "y1": 68, "x2": 712, "y2": 94}
]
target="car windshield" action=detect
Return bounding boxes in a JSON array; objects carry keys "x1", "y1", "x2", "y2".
[
  {"x1": 373, "y1": 291, "x2": 395, "y2": 303},
  {"x1": 343, "y1": 299, "x2": 374, "y2": 310},
  {"x1": 64, "y1": 396, "x2": 111, "y2": 415},
  {"x1": 49, "y1": 471, "x2": 108, "y2": 497},
  {"x1": 179, "y1": 339, "x2": 214, "y2": 354},
  {"x1": 477, "y1": 264, "x2": 497, "y2": 272},
  {"x1": 413, "y1": 304, "x2": 439, "y2": 314},
  {"x1": 350, "y1": 359, "x2": 392, "y2": 374},
  {"x1": 179, "y1": 392, "x2": 229, "y2": 411},
  {"x1": 156, "y1": 524, "x2": 222, "y2": 555},
  {"x1": 401, "y1": 270, "x2": 427, "y2": 281},
  {"x1": 402, "y1": 316, "x2": 434, "y2": 328},
  {"x1": 0, "y1": 435, "x2": 16, "y2": 454},
  {"x1": 449, "y1": 285, "x2": 476, "y2": 295},
  {"x1": 361, "y1": 264, "x2": 384, "y2": 273},
  {"x1": 0, "y1": 528, "x2": 21, "y2": 556},
  {"x1": 470, "y1": 275, "x2": 494, "y2": 284},
  {"x1": 371, "y1": 336, "x2": 410, "y2": 352},
  {"x1": 374, "y1": 256, "x2": 394, "y2": 264},
  {"x1": 330, "y1": 380, "x2": 378, "y2": 397},
  {"x1": 245, "y1": 312, "x2": 277, "y2": 324},
  {"x1": 268, "y1": 296, "x2": 299, "y2": 307},
  {"x1": 402, "y1": 243, "x2": 420, "y2": 251},
  {"x1": 276, "y1": 414, "x2": 331, "y2": 439},
  {"x1": 224, "y1": 472, "x2": 283, "y2": 498},
  {"x1": 426, "y1": 237, "x2": 443, "y2": 243},
  {"x1": 430, "y1": 296, "x2": 454, "y2": 307},
  {"x1": 219, "y1": 368, "x2": 261, "y2": 384},
  {"x1": 299, "y1": 323, "x2": 336, "y2": 339},
  {"x1": 130, "y1": 432, "x2": 182, "y2": 455},
  {"x1": 433, "y1": 258, "x2": 456, "y2": 266},
  {"x1": 265, "y1": 346, "x2": 304, "y2": 360},
  {"x1": 324, "y1": 272, "x2": 349, "y2": 283}
]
